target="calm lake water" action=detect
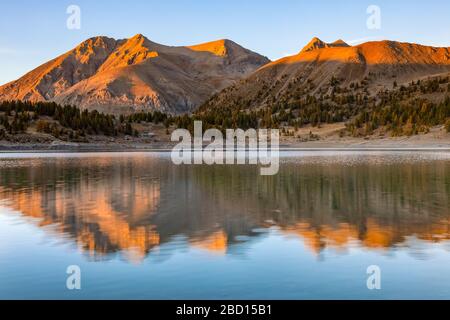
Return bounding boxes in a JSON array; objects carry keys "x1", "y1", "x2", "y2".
[{"x1": 0, "y1": 151, "x2": 449, "y2": 299}]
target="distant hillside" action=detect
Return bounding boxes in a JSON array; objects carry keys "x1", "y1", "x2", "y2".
[
  {"x1": 0, "y1": 34, "x2": 270, "y2": 114},
  {"x1": 200, "y1": 38, "x2": 450, "y2": 113}
]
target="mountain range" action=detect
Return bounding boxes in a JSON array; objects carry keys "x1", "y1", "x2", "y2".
[
  {"x1": 0, "y1": 34, "x2": 269, "y2": 114},
  {"x1": 2, "y1": 35, "x2": 450, "y2": 115}
]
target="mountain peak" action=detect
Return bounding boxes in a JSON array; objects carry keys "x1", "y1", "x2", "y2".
[
  {"x1": 310, "y1": 37, "x2": 323, "y2": 43},
  {"x1": 300, "y1": 37, "x2": 350, "y2": 53},
  {"x1": 308, "y1": 37, "x2": 323, "y2": 43},
  {"x1": 74, "y1": 36, "x2": 117, "y2": 51},
  {"x1": 131, "y1": 33, "x2": 145, "y2": 39},
  {"x1": 300, "y1": 37, "x2": 327, "y2": 53},
  {"x1": 127, "y1": 33, "x2": 149, "y2": 44},
  {"x1": 187, "y1": 39, "x2": 235, "y2": 56},
  {"x1": 129, "y1": 33, "x2": 149, "y2": 43},
  {"x1": 331, "y1": 39, "x2": 350, "y2": 47}
]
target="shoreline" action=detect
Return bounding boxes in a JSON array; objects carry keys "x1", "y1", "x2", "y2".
[
  {"x1": 1, "y1": 122, "x2": 448, "y2": 152},
  {"x1": 0, "y1": 140, "x2": 449, "y2": 153}
]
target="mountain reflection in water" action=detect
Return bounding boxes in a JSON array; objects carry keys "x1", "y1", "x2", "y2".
[{"x1": 0, "y1": 152, "x2": 449, "y2": 263}]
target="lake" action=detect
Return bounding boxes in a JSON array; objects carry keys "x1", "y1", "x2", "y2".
[{"x1": 0, "y1": 151, "x2": 449, "y2": 299}]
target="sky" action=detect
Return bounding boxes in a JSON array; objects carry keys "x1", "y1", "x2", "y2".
[{"x1": 1, "y1": 0, "x2": 450, "y2": 85}]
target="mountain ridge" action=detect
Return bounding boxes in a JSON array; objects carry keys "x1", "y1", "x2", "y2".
[
  {"x1": 200, "y1": 39, "x2": 450, "y2": 114},
  {"x1": 0, "y1": 34, "x2": 270, "y2": 114},
  {"x1": 3, "y1": 36, "x2": 450, "y2": 116}
]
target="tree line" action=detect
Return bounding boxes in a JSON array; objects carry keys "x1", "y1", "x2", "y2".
[
  {"x1": 1, "y1": 74, "x2": 450, "y2": 141},
  {"x1": 0, "y1": 101, "x2": 169, "y2": 141}
]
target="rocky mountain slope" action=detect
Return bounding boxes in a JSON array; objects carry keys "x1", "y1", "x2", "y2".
[
  {"x1": 0, "y1": 34, "x2": 269, "y2": 114},
  {"x1": 200, "y1": 38, "x2": 450, "y2": 112}
]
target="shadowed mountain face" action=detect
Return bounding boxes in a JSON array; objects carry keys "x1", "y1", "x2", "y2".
[
  {"x1": 0, "y1": 153, "x2": 448, "y2": 262},
  {"x1": 0, "y1": 34, "x2": 270, "y2": 114},
  {"x1": 200, "y1": 38, "x2": 450, "y2": 112}
]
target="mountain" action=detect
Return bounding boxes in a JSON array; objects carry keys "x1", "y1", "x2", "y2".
[
  {"x1": 200, "y1": 38, "x2": 450, "y2": 112},
  {"x1": 0, "y1": 34, "x2": 270, "y2": 114}
]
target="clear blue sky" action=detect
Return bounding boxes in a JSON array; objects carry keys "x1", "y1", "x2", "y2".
[{"x1": 1, "y1": 0, "x2": 450, "y2": 85}]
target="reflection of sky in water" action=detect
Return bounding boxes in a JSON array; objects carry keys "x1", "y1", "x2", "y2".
[{"x1": 0, "y1": 151, "x2": 449, "y2": 299}]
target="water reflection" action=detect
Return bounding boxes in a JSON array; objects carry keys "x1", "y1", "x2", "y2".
[{"x1": 0, "y1": 152, "x2": 449, "y2": 262}]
